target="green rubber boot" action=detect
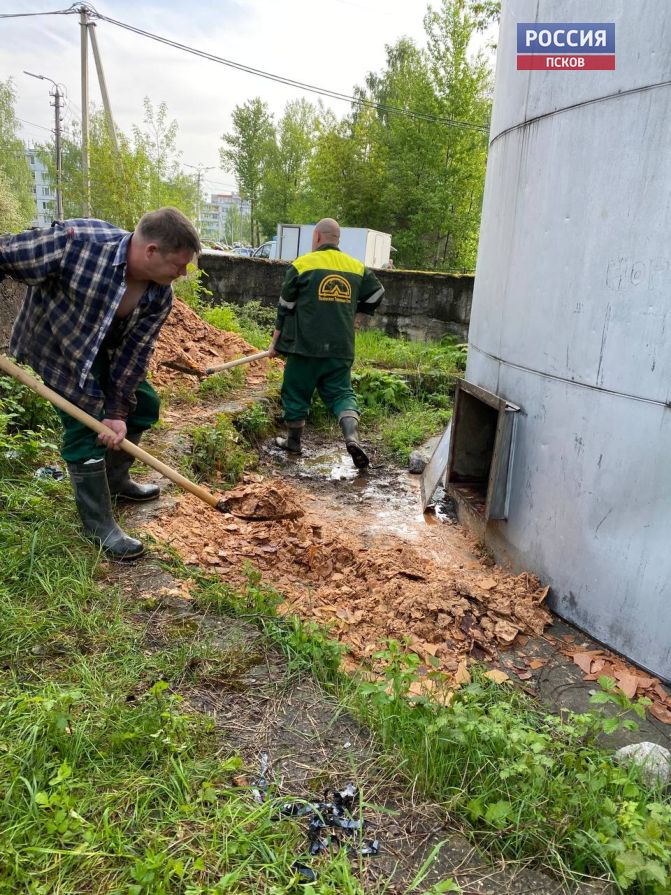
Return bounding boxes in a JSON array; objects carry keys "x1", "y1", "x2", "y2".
[
  {"x1": 68, "y1": 459, "x2": 145, "y2": 559},
  {"x1": 276, "y1": 419, "x2": 305, "y2": 454},
  {"x1": 339, "y1": 412, "x2": 369, "y2": 469}
]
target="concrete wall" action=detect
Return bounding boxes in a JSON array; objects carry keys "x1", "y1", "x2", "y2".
[
  {"x1": 0, "y1": 256, "x2": 473, "y2": 352},
  {"x1": 198, "y1": 252, "x2": 472, "y2": 342}
]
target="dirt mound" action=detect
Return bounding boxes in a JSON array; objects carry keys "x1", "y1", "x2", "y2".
[
  {"x1": 148, "y1": 480, "x2": 552, "y2": 681},
  {"x1": 149, "y1": 299, "x2": 275, "y2": 388},
  {"x1": 223, "y1": 480, "x2": 304, "y2": 521}
]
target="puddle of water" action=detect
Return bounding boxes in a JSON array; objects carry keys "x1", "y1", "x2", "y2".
[{"x1": 266, "y1": 440, "x2": 459, "y2": 541}]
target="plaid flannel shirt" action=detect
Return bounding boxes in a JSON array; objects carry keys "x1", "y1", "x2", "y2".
[{"x1": 0, "y1": 219, "x2": 173, "y2": 419}]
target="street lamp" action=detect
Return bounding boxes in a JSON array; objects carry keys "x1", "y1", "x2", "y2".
[{"x1": 24, "y1": 70, "x2": 64, "y2": 220}]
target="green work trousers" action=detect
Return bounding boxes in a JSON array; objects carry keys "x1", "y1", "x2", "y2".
[
  {"x1": 280, "y1": 354, "x2": 358, "y2": 422},
  {"x1": 57, "y1": 351, "x2": 160, "y2": 463}
]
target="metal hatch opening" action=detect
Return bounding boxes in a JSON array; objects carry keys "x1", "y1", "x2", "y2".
[{"x1": 445, "y1": 380, "x2": 520, "y2": 523}]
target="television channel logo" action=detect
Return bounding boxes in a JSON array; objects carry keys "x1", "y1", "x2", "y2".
[{"x1": 517, "y1": 23, "x2": 615, "y2": 70}]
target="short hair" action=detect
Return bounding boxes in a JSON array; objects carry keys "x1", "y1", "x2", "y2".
[{"x1": 136, "y1": 207, "x2": 201, "y2": 255}]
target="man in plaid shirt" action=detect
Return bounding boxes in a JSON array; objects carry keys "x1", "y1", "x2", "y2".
[{"x1": 0, "y1": 207, "x2": 200, "y2": 559}]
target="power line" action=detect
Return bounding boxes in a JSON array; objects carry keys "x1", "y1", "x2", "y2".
[
  {"x1": 87, "y1": 8, "x2": 489, "y2": 133},
  {"x1": 4, "y1": 4, "x2": 490, "y2": 132},
  {"x1": 16, "y1": 116, "x2": 53, "y2": 132},
  {"x1": 0, "y1": 6, "x2": 76, "y2": 18}
]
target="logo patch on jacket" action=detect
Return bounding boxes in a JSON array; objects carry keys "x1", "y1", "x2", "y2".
[{"x1": 318, "y1": 274, "x2": 352, "y2": 302}]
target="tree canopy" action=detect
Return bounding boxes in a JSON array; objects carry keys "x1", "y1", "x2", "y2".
[
  {"x1": 37, "y1": 99, "x2": 198, "y2": 231},
  {"x1": 221, "y1": 0, "x2": 493, "y2": 269},
  {"x1": 0, "y1": 79, "x2": 35, "y2": 232}
]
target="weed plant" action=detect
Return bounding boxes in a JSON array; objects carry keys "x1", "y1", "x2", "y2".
[
  {"x1": 186, "y1": 413, "x2": 252, "y2": 485},
  {"x1": 172, "y1": 262, "x2": 212, "y2": 310},
  {"x1": 233, "y1": 401, "x2": 274, "y2": 446}
]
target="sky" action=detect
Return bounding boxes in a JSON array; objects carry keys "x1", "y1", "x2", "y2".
[{"x1": 1, "y1": 0, "x2": 433, "y2": 197}]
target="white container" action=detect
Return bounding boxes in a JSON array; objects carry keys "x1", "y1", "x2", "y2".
[{"x1": 275, "y1": 224, "x2": 391, "y2": 267}]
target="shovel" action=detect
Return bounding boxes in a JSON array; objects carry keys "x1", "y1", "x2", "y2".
[
  {"x1": 0, "y1": 354, "x2": 229, "y2": 511},
  {"x1": 204, "y1": 349, "x2": 271, "y2": 377}
]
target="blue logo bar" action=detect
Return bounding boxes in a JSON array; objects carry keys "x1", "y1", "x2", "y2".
[{"x1": 517, "y1": 23, "x2": 615, "y2": 54}]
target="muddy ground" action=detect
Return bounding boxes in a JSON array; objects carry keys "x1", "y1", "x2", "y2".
[
  {"x1": 104, "y1": 548, "x2": 610, "y2": 895},
  {"x1": 106, "y1": 300, "x2": 669, "y2": 892}
]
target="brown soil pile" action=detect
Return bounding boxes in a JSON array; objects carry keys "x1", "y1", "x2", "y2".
[
  {"x1": 223, "y1": 480, "x2": 305, "y2": 521},
  {"x1": 147, "y1": 481, "x2": 552, "y2": 680},
  {"x1": 149, "y1": 299, "x2": 275, "y2": 388}
]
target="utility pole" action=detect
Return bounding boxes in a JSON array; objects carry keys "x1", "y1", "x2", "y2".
[
  {"x1": 88, "y1": 22, "x2": 119, "y2": 155},
  {"x1": 80, "y1": 5, "x2": 90, "y2": 216},
  {"x1": 24, "y1": 71, "x2": 64, "y2": 220},
  {"x1": 184, "y1": 164, "x2": 214, "y2": 234}
]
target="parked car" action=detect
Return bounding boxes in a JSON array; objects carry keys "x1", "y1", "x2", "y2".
[
  {"x1": 229, "y1": 245, "x2": 254, "y2": 257},
  {"x1": 252, "y1": 241, "x2": 276, "y2": 260}
]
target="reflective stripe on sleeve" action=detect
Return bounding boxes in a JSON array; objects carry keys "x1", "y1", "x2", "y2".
[{"x1": 363, "y1": 287, "x2": 384, "y2": 304}]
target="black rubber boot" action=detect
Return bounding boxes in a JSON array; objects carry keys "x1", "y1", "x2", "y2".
[
  {"x1": 276, "y1": 420, "x2": 304, "y2": 454},
  {"x1": 68, "y1": 459, "x2": 145, "y2": 559},
  {"x1": 106, "y1": 432, "x2": 160, "y2": 502},
  {"x1": 339, "y1": 413, "x2": 369, "y2": 469}
]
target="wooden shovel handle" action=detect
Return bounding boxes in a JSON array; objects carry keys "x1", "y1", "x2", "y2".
[
  {"x1": 0, "y1": 354, "x2": 223, "y2": 510},
  {"x1": 204, "y1": 349, "x2": 271, "y2": 376}
]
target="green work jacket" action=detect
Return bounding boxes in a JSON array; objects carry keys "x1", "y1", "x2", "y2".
[{"x1": 275, "y1": 244, "x2": 385, "y2": 360}]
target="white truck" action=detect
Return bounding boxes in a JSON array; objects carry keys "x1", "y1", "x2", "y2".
[{"x1": 253, "y1": 224, "x2": 393, "y2": 268}]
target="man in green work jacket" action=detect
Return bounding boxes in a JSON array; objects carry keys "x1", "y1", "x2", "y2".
[{"x1": 268, "y1": 218, "x2": 385, "y2": 469}]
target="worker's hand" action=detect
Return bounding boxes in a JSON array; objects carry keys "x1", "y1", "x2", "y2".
[
  {"x1": 98, "y1": 418, "x2": 127, "y2": 450},
  {"x1": 267, "y1": 328, "x2": 282, "y2": 358}
]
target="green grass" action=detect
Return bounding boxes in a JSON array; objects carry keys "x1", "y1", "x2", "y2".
[
  {"x1": 354, "y1": 329, "x2": 466, "y2": 376},
  {"x1": 0, "y1": 429, "x2": 368, "y2": 893},
  {"x1": 375, "y1": 405, "x2": 451, "y2": 463}
]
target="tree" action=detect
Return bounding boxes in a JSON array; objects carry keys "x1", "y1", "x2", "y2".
[
  {"x1": 258, "y1": 98, "x2": 319, "y2": 237},
  {"x1": 133, "y1": 98, "x2": 195, "y2": 211},
  {"x1": 222, "y1": 204, "x2": 250, "y2": 246},
  {"x1": 39, "y1": 100, "x2": 198, "y2": 230},
  {"x1": 0, "y1": 79, "x2": 34, "y2": 231},
  {"x1": 220, "y1": 99, "x2": 275, "y2": 244},
  {"x1": 423, "y1": 0, "x2": 492, "y2": 267},
  {"x1": 0, "y1": 169, "x2": 25, "y2": 232},
  {"x1": 292, "y1": 0, "x2": 492, "y2": 270}
]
